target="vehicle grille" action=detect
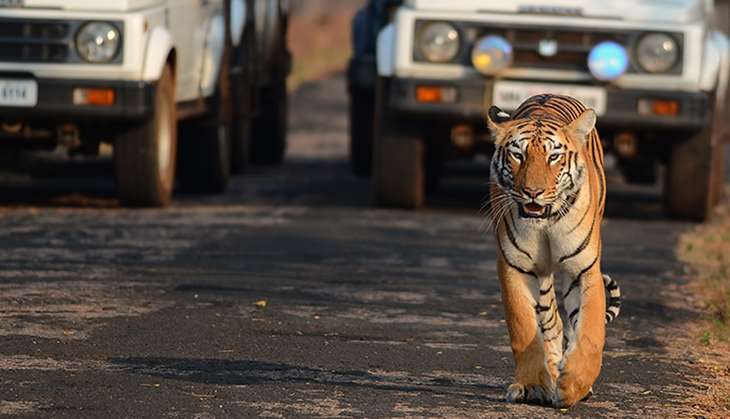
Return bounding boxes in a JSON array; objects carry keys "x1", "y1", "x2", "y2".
[
  {"x1": 480, "y1": 27, "x2": 630, "y2": 72},
  {"x1": 0, "y1": 20, "x2": 71, "y2": 63}
]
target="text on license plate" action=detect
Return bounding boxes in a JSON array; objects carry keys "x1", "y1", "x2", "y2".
[
  {"x1": 0, "y1": 79, "x2": 38, "y2": 107},
  {"x1": 493, "y1": 81, "x2": 606, "y2": 116}
]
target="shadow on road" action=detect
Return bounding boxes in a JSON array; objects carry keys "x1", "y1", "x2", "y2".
[
  {"x1": 0, "y1": 155, "x2": 671, "y2": 223},
  {"x1": 109, "y1": 357, "x2": 505, "y2": 402}
]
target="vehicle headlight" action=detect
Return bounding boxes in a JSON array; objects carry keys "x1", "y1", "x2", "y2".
[
  {"x1": 588, "y1": 41, "x2": 629, "y2": 81},
  {"x1": 76, "y1": 22, "x2": 121, "y2": 63},
  {"x1": 471, "y1": 35, "x2": 513, "y2": 75},
  {"x1": 417, "y1": 22, "x2": 460, "y2": 63},
  {"x1": 636, "y1": 33, "x2": 679, "y2": 73}
]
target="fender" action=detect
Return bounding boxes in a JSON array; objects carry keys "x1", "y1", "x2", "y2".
[
  {"x1": 707, "y1": 30, "x2": 730, "y2": 140},
  {"x1": 261, "y1": 0, "x2": 281, "y2": 64},
  {"x1": 699, "y1": 30, "x2": 729, "y2": 95},
  {"x1": 142, "y1": 26, "x2": 175, "y2": 82},
  {"x1": 230, "y1": 0, "x2": 246, "y2": 47},
  {"x1": 200, "y1": 13, "x2": 226, "y2": 97},
  {"x1": 254, "y1": 0, "x2": 267, "y2": 55},
  {"x1": 711, "y1": 30, "x2": 730, "y2": 110},
  {"x1": 376, "y1": 23, "x2": 395, "y2": 77}
]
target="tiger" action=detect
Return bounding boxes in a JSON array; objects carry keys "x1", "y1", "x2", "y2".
[{"x1": 485, "y1": 94, "x2": 621, "y2": 408}]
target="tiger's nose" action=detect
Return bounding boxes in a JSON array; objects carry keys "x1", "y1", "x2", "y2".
[{"x1": 522, "y1": 187, "x2": 544, "y2": 199}]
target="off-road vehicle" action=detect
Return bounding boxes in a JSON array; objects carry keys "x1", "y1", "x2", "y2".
[
  {"x1": 0, "y1": 0, "x2": 290, "y2": 206},
  {"x1": 349, "y1": 0, "x2": 729, "y2": 220}
]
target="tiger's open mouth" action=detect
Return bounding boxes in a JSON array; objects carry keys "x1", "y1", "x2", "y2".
[{"x1": 520, "y1": 202, "x2": 549, "y2": 219}]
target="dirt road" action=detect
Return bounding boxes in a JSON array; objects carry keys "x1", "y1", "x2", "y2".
[{"x1": 0, "y1": 75, "x2": 725, "y2": 418}]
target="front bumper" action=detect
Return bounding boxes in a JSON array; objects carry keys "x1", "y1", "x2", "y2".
[
  {"x1": 0, "y1": 76, "x2": 155, "y2": 121},
  {"x1": 387, "y1": 77, "x2": 712, "y2": 131}
]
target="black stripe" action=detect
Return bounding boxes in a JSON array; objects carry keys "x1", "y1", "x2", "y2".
[
  {"x1": 497, "y1": 241, "x2": 537, "y2": 278},
  {"x1": 568, "y1": 308, "x2": 580, "y2": 321},
  {"x1": 608, "y1": 297, "x2": 621, "y2": 306},
  {"x1": 536, "y1": 303, "x2": 551, "y2": 313},
  {"x1": 563, "y1": 254, "x2": 599, "y2": 299},
  {"x1": 541, "y1": 322, "x2": 557, "y2": 333},
  {"x1": 589, "y1": 135, "x2": 606, "y2": 212},
  {"x1": 605, "y1": 282, "x2": 619, "y2": 291},
  {"x1": 566, "y1": 150, "x2": 574, "y2": 174},
  {"x1": 505, "y1": 214, "x2": 533, "y2": 261},
  {"x1": 568, "y1": 194, "x2": 591, "y2": 234},
  {"x1": 548, "y1": 105, "x2": 572, "y2": 121},
  {"x1": 559, "y1": 216, "x2": 595, "y2": 263},
  {"x1": 539, "y1": 284, "x2": 553, "y2": 295},
  {"x1": 542, "y1": 309, "x2": 556, "y2": 329}
]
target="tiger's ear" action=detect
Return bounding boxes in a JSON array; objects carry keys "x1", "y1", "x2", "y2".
[
  {"x1": 486, "y1": 106, "x2": 512, "y2": 144},
  {"x1": 563, "y1": 109, "x2": 596, "y2": 146}
]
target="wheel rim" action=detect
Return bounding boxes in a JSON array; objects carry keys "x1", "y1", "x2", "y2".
[{"x1": 157, "y1": 96, "x2": 172, "y2": 180}]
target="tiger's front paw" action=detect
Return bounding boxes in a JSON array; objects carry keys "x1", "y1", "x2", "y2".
[
  {"x1": 553, "y1": 377, "x2": 592, "y2": 408},
  {"x1": 506, "y1": 383, "x2": 554, "y2": 406}
]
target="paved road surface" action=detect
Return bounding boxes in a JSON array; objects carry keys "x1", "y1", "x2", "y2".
[{"x1": 0, "y1": 75, "x2": 726, "y2": 418}]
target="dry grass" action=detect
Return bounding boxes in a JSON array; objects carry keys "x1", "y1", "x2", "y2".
[
  {"x1": 679, "y1": 203, "x2": 730, "y2": 344},
  {"x1": 678, "y1": 195, "x2": 730, "y2": 411},
  {"x1": 287, "y1": 1, "x2": 366, "y2": 90}
]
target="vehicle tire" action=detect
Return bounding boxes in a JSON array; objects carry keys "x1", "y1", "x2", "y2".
[
  {"x1": 371, "y1": 78, "x2": 425, "y2": 209},
  {"x1": 349, "y1": 88, "x2": 374, "y2": 177},
  {"x1": 114, "y1": 66, "x2": 176, "y2": 207},
  {"x1": 230, "y1": 98, "x2": 252, "y2": 174},
  {"x1": 664, "y1": 102, "x2": 724, "y2": 221},
  {"x1": 424, "y1": 128, "x2": 446, "y2": 193},
  {"x1": 251, "y1": 10, "x2": 288, "y2": 166},
  {"x1": 177, "y1": 117, "x2": 231, "y2": 194},
  {"x1": 251, "y1": 75, "x2": 287, "y2": 164},
  {"x1": 229, "y1": 0, "x2": 255, "y2": 175}
]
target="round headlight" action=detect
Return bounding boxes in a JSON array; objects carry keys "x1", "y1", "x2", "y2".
[
  {"x1": 636, "y1": 33, "x2": 678, "y2": 73},
  {"x1": 588, "y1": 41, "x2": 629, "y2": 81},
  {"x1": 471, "y1": 35, "x2": 513, "y2": 75},
  {"x1": 76, "y1": 22, "x2": 120, "y2": 63},
  {"x1": 417, "y1": 22, "x2": 460, "y2": 63}
]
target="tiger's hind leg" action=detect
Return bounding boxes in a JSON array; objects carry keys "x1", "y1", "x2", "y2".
[{"x1": 498, "y1": 256, "x2": 556, "y2": 405}]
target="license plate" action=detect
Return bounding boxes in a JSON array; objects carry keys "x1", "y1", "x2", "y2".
[
  {"x1": 493, "y1": 81, "x2": 607, "y2": 115},
  {"x1": 0, "y1": 79, "x2": 38, "y2": 107}
]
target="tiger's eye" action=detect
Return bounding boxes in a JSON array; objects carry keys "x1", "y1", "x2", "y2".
[{"x1": 549, "y1": 154, "x2": 562, "y2": 163}]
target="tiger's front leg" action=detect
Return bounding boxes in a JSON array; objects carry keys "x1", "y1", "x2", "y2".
[
  {"x1": 554, "y1": 259, "x2": 606, "y2": 407},
  {"x1": 498, "y1": 255, "x2": 561, "y2": 405}
]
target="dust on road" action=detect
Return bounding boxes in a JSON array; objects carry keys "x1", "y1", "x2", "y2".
[{"x1": 0, "y1": 75, "x2": 724, "y2": 418}]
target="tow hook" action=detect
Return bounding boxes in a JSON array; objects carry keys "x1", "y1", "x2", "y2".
[
  {"x1": 57, "y1": 123, "x2": 81, "y2": 148},
  {"x1": 614, "y1": 132, "x2": 638, "y2": 159}
]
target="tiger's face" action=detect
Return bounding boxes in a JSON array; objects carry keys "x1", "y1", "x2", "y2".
[{"x1": 487, "y1": 106, "x2": 596, "y2": 220}]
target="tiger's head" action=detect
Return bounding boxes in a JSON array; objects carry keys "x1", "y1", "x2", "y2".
[{"x1": 486, "y1": 105, "x2": 596, "y2": 221}]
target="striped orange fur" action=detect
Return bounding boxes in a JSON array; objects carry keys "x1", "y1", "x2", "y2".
[{"x1": 486, "y1": 94, "x2": 621, "y2": 408}]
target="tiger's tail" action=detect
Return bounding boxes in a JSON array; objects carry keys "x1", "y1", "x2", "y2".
[{"x1": 603, "y1": 274, "x2": 621, "y2": 324}]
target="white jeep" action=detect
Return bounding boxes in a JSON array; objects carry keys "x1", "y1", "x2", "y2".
[
  {"x1": 0, "y1": 0, "x2": 290, "y2": 206},
  {"x1": 352, "y1": 0, "x2": 729, "y2": 220}
]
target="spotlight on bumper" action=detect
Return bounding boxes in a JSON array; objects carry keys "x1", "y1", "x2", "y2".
[
  {"x1": 588, "y1": 41, "x2": 629, "y2": 81},
  {"x1": 471, "y1": 35, "x2": 513, "y2": 75}
]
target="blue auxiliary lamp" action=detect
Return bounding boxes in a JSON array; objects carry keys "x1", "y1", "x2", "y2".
[{"x1": 588, "y1": 41, "x2": 629, "y2": 81}]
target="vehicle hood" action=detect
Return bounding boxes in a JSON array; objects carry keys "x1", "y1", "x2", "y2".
[
  {"x1": 405, "y1": 0, "x2": 705, "y2": 24},
  {"x1": 20, "y1": 0, "x2": 164, "y2": 12}
]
